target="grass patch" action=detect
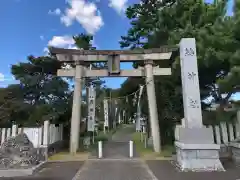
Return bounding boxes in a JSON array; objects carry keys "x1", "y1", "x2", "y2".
[
  {"x1": 132, "y1": 132, "x2": 175, "y2": 158},
  {"x1": 48, "y1": 151, "x2": 89, "y2": 161}
]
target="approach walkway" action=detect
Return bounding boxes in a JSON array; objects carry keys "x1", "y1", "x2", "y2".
[
  {"x1": 102, "y1": 124, "x2": 138, "y2": 159},
  {"x1": 90, "y1": 124, "x2": 138, "y2": 159},
  {"x1": 73, "y1": 124, "x2": 240, "y2": 180},
  {"x1": 73, "y1": 159, "x2": 157, "y2": 180},
  {"x1": 73, "y1": 124, "x2": 158, "y2": 180}
]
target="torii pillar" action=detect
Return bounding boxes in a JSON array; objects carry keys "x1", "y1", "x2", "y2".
[
  {"x1": 70, "y1": 63, "x2": 83, "y2": 154},
  {"x1": 145, "y1": 60, "x2": 161, "y2": 152}
]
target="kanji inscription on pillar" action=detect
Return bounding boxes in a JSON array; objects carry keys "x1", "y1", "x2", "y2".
[
  {"x1": 87, "y1": 87, "x2": 96, "y2": 132},
  {"x1": 180, "y1": 38, "x2": 203, "y2": 128},
  {"x1": 103, "y1": 99, "x2": 109, "y2": 127}
]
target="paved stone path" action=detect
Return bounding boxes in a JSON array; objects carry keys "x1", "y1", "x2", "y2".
[
  {"x1": 90, "y1": 124, "x2": 138, "y2": 159},
  {"x1": 33, "y1": 161, "x2": 83, "y2": 179},
  {"x1": 103, "y1": 124, "x2": 138, "y2": 159},
  {"x1": 72, "y1": 124, "x2": 156, "y2": 180},
  {"x1": 73, "y1": 159, "x2": 157, "y2": 180},
  {"x1": 111, "y1": 124, "x2": 135, "y2": 142}
]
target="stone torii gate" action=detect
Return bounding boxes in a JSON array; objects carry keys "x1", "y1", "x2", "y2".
[
  {"x1": 50, "y1": 46, "x2": 177, "y2": 154},
  {"x1": 51, "y1": 38, "x2": 224, "y2": 171}
]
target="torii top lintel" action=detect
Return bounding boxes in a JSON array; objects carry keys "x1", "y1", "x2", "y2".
[{"x1": 49, "y1": 46, "x2": 178, "y2": 62}]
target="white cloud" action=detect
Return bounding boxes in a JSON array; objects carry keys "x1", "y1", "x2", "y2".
[
  {"x1": 0, "y1": 73, "x2": 4, "y2": 82},
  {"x1": 43, "y1": 35, "x2": 78, "y2": 54},
  {"x1": 44, "y1": 35, "x2": 99, "y2": 55},
  {"x1": 60, "y1": 0, "x2": 104, "y2": 35},
  {"x1": 108, "y1": 0, "x2": 128, "y2": 14},
  {"x1": 40, "y1": 35, "x2": 44, "y2": 40},
  {"x1": 48, "y1": 8, "x2": 61, "y2": 15},
  {"x1": 48, "y1": 35, "x2": 77, "y2": 49},
  {"x1": 0, "y1": 73, "x2": 15, "y2": 82},
  {"x1": 43, "y1": 47, "x2": 49, "y2": 55}
]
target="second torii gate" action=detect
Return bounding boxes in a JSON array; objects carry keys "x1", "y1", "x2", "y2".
[{"x1": 50, "y1": 46, "x2": 177, "y2": 154}]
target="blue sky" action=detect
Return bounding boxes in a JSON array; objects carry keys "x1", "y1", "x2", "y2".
[
  {"x1": 0, "y1": 0, "x2": 238, "y2": 101},
  {"x1": 0, "y1": 0, "x2": 138, "y2": 88}
]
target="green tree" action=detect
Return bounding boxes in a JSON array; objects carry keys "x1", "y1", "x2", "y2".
[
  {"x1": 0, "y1": 84, "x2": 29, "y2": 126},
  {"x1": 119, "y1": 0, "x2": 234, "y2": 146},
  {"x1": 218, "y1": 0, "x2": 240, "y2": 97},
  {"x1": 9, "y1": 55, "x2": 70, "y2": 126}
]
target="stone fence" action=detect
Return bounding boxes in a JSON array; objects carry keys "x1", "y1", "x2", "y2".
[{"x1": 0, "y1": 120, "x2": 63, "y2": 148}]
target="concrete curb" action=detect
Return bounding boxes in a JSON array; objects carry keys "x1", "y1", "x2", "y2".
[
  {"x1": 48, "y1": 159, "x2": 87, "y2": 162},
  {"x1": 141, "y1": 157, "x2": 173, "y2": 161},
  {"x1": 48, "y1": 153, "x2": 90, "y2": 162},
  {"x1": 0, "y1": 161, "x2": 47, "y2": 177},
  {"x1": 87, "y1": 158, "x2": 140, "y2": 161}
]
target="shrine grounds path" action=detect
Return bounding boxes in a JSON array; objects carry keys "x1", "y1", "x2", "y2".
[
  {"x1": 71, "y1": 124, "x2": 240, "y2": 180},
  {"x1": 4, "y1": 124, "x2": 240, "y2": 180}
]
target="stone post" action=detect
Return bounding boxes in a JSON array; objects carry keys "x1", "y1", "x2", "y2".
[
  {"x1": 175, "y1": 38, "x2": 224, "y2": 171},
  {"x1": 6, "y1": 128, "x2": 11, "y2": 139},
  {"x1": 43, "y1": 120, "x2": 49, "y2": 146},
  {"x1": 18, "y1": 128, "x2": 22, "y2": 134},
  {"x1": 70, "y1": 64, "x2": 83, "y2": 154},
  {"x1": 237, "y1": 110, "x2": 240, "y2": 124},
  {"x1": 43, "y1": 120, "x2": 50, "y2": 160},
  {"x1": 1, "y1": 128, "x2": 6, "y2": 144},
  {"x1": 60, "y1": 124, "x2": 63, "y2": 141},
  {"x1": 118, "y1": 112, "x2": 121, "y2": 124},
  {"x1": 144, "y1": 60, "x2": 161, "y2": 153},
  {"x1": 11, "y1": 124, "x2": 17, "y2": 137}
]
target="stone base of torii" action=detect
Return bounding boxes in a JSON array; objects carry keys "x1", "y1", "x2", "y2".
[{"x1": 50, "y1": 38, "x2": 224, "y2": 171}]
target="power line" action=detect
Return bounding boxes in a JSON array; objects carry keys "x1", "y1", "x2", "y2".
[
  {"x1": 103, "y1": 79, "x2": 153, "y2": 101},
  {"x1": 5, "y1": 67, "x2": 152, "y2": 106}
]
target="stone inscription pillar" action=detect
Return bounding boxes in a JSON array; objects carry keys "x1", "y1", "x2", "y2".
[
  {"x1": 175, "y1": 38, "x2": 224, "y2": 171},
  {"x1": 180, "y1": 38, "x2": 203, "y2": 128}
]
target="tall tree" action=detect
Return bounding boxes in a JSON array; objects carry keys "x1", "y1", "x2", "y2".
[
  {"x1": 218, "y1": 0, "x2": 240, "y2": 97},
  {"x1": 119, "y1": 0, "x2": 234, "y2": 145},
  {"x1": 0, "y1": 84, "x2": 29, "y2": 126},
  {"x1": 9, "y1": 55, "x2": 70, "y2": 125}
]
